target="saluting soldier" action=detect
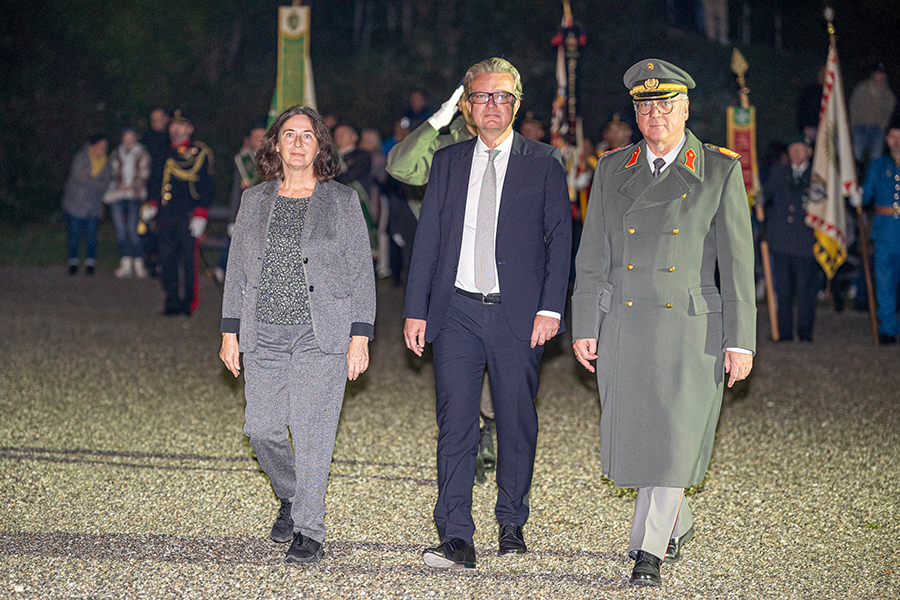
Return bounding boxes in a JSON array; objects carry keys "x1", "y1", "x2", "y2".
[
  {"x1": 142, "y1": 110, "x2": 214, "y2": 315},
  {"x1": 571, "y1": 59, "x2": 756, "y2": 588}
]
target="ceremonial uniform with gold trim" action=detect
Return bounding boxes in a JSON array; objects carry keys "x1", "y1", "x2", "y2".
[{"x1": 157, "y1": 139, "x2": 213, "y2": 315}]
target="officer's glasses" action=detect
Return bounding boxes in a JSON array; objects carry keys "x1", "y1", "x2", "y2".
[
  {"x1": 468, "y1": 91, "x2": 517, "y2": 105},
  {"x1": 634, "y1": 98, "x2": 684, "y2": 115}
]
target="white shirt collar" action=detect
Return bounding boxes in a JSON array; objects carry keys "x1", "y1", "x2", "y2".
[
  {"x1": 474, "y1": 130, "x2": 515, "y2": 157},
  {"x1": 645, "y1": 134, "x2": 687, "y2": 173}
]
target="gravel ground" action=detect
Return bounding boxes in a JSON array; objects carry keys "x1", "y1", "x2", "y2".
[{"x1": 0, "y1": 266, "x2": 897, "y2": 599}]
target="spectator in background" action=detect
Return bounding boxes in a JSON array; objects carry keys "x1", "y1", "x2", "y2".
[
  {"x1": 359, "y1": 128, "x2": 390, "y2": 277},
  {"x1": 849, "y1": 66, "x2": 896, "y2": 166},
  {"x1": 381, "y1": 118, "x2": 411, "y2": 155},
  {"x1": 597, "y1": 114, "x2": 633, "y2": 153},
  {"x1": 519, "y1": 112, "x2": 546, "y2": 142},
  {"x1": 63, "y1": 134, "x2": 111, "y2": 275},
  {"x1": 140, "y1": 108, "x2": 171, "y2": 276},
  {"x1": 334, "y1": 124, "x2": 372, "y2": 194},
  {"x1": 213, "y1": 118, "x2": 267, "y2": 283},
  {"x1": 404, "y1": 90, "x2": 433, "y2": 131},
  {"x1": 763, "y1": 136, "x2": 819, "y2": 342},
  {"x1": 105, "y1": 128, "x2": 151, "y2": 278}
]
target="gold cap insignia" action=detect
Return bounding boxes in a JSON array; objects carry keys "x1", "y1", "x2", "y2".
[
  {"x1": 647, "y1": 63, "x2": 654, "y2": 70},
  {"x1": 644, "y1": 78, "x2": 659, "y2": 90}
]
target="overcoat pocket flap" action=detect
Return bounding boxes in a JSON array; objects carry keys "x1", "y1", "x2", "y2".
[
  {"x1": 599, "y1": 282, "x2": 614, "y2": 313},
  {"x1": 688, "y1": 286, "x2": 723, "y2": 315}
]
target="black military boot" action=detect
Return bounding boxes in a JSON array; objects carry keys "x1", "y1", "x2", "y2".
[{"x1": 474, "y1": 414, "x2": 496, "y2": 485}]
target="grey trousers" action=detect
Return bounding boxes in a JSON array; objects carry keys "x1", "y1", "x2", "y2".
[
  {"x1": 242, "y1": 323, "x2": 347, "y2": 544},
  {"x1": 628, "y1": 487, "x2": 694, "y2": 560}
]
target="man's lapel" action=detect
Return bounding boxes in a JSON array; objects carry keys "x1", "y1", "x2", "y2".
[
  {"x1": 497, "y1": 132, "x2": 530, "y2": 231},
  {"x1": 448, "y1": 138, "x2": 476, "y2": 258}
]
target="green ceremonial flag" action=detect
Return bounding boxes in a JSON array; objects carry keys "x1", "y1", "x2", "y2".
[{"x1": 269, "y1": 4, "x2": 316, "y2": 127}]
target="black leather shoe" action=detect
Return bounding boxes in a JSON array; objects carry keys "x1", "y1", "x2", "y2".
[
  {"x1": 665, "y1": 526, "x2": 694, "y2": 562},
  {"x1": 285, "y1": 532, "x2": 324, "y2": 563},
  {"x1": 630, "y1": 550, "x2": 662, "y2": 587},
  {"x1": 270, "y1": 499, "x2": 294, "y2": 543},
  {"x1": 422, "y1": 537, "x2": 476, "y2": 569},
  {"x1": 878, "y1": 333, "x2": 898, "y2": 345},
  {"x1": 497, "y1": 524, "x2": 527, "y2": 556}
]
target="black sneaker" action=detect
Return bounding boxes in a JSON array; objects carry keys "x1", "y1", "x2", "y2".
[
  {"x1": 68, "y1": 264, "x2": 78, "y2": 275},
  {"x1": 270, "y1": 499, "x2": 293, "y2": 543},
  {"x1": 285, "y1": 533, "x2": 324, "y2": 563},
  {"x1": 85, "y1": 265, "x2": 95, "y2": 276}
]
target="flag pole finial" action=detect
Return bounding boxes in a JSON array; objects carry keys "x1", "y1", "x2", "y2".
[{"x1": 824, "y1": 6, "x2": 836, "y2": 41}]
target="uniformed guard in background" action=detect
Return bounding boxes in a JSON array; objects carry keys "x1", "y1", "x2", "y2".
[
  {"x1": 571, "y1": 59, "x2": 756, "y2": 588},
  {"x1": 141, "y1": 110, "x2": 213, "y2": 315},
  {"x1": 862, "y1": 112, "x2": 900, "y2": 344}
]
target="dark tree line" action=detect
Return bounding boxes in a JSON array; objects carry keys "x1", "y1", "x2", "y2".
[{"x1": 1, "y1": 0, "x2": 897, "y2": 222}]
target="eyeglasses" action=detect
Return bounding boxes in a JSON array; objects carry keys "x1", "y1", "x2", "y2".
[
  {"x1": 468, "y1": 91, "x2": 518, "y2": 105},
  {"x1": 634, "y1": 98, "x2": 684, "y2": 115}
]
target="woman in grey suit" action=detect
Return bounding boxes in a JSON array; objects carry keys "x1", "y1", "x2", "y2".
[{"x1": 219, "y1": 106, "x2": 375, "y2": 564}]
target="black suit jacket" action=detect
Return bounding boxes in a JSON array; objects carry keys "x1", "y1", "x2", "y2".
[
  {"x1": 403, "y1": 132, "x2": 571, "y2": 342},
  {"x1": 763, "y1": 163, "x2": 817, "y2": 257}
]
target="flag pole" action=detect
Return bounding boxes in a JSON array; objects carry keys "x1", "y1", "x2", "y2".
[
  {"x1": 731, "y1": 51, "x2": 778, "y2": 341},
  {"x1": 825, "y1": 10, "x2": 878, "y2": 345}
]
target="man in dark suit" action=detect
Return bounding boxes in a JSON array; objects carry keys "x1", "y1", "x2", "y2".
[
  {"x1": 403, "y1": 58, "x2": 571, "y2": 569},
  {"x1": 763, "y1": 136, "x2": 820, "y2": 342}
]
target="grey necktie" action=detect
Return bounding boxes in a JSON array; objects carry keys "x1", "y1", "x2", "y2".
[
  {"x1": 652, "y1": 157, "x2": 666, "y2": 178},
  {"x1": 475, "y1": 148, "x2": 500, "y2": 295}
]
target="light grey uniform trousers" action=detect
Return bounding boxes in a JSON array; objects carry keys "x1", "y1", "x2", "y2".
[
  {"x1": 242, "y1": 322, "x2": 347, "y2": 544},
  {"x1": 629, "y1": 487, "x2": 695, "y2": 560}
]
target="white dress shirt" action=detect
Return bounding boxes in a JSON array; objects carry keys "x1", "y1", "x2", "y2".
[
  {"x1": 455, "y1": 134, "x2": 559, "y2": 321},
  {"x1": 646, "y1": 135, "x2": 751, "y2": 356},
  {"x1": 645, "y1": 134, "x2": 686, "y2": 174}
]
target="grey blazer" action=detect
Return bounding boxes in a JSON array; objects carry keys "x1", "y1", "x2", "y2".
[{"x1": 220, "y1": 179, "x2": 375, "y2": 354}]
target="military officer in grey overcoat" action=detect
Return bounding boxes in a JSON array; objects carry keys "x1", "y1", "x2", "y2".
[{"x1": 571, "y1": 59, "x2": 756, "y2": 588}]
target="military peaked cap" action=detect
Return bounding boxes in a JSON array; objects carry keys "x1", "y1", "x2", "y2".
[{"x1": 624, "y1": 59, "x2": 696, "y2": 100}]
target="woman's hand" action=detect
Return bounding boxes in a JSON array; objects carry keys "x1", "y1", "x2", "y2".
[
  {"x1": 347, "y1": 336, "x2": 369, "y2": 381},
  {"x1": 220, "y1": 333, "x2": 241, "y2": 377}
]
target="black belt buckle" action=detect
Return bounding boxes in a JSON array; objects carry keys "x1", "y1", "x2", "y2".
[{"x1": 455, "y1": 287, "x2": 501, "y2": 304}]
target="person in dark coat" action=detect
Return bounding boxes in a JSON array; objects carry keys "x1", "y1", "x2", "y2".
[
  {"x1": 764, "y1": 136, "x2": 820, "y2": 342},
  {"x1": 403, "y1": 58, "x2": 571, "y2": 569},
  {"x1": 571, "y1": 59, "x2": 756, "y2": 588}
]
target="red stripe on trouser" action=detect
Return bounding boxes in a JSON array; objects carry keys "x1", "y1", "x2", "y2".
[{"x1": 191, "y1": 240, "x2": 200, "y2": 314}]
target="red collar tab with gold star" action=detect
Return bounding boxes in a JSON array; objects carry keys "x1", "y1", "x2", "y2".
[
  {"x1": 684, "y1": 148, "x2": 697, "y2": 172},
  {"x1": 624, "y1": 146, "x2": 641, "y2": 169}
]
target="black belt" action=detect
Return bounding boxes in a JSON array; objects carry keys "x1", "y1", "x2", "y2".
[{"x1": 455, "y1": 287, "x2": 501, "y2": 304}]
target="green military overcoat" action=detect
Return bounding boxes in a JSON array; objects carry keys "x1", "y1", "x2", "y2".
[{"x1": 571, "y1": 129, "x2": 756, "y2": 489}]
